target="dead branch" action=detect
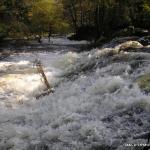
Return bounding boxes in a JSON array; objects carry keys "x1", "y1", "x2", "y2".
[
  {"x1": 35, "y1": 60, "x2": 51, "y2": 89},
  {"x1": 36, "y1": 89, "x2": 53, "y2": 99},
  {"x1": 35, "y1": 59, "x2": 54, "y2": 98}
]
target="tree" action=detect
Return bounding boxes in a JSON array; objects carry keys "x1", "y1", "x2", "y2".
[
  {"x1": 0, "y1": 0, "x2": 69, "y2": 40},
  {"x1": 0, "y1": 0, "x2": 149, "y2": 41},
  {"x1": 29, "y1": 0, "x2": 67, "y2": 41},
  {"x1": 0, "y1": 0, "x2": 30, "y2": 39}
]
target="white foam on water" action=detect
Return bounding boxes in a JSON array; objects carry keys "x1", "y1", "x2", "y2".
[{"x1": 0, "y1": 39, "x2": 150, "y2": 149}]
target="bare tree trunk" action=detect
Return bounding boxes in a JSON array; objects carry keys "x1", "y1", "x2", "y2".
[
  {"x1": 35, "y1": 60, "x2": 54, "y2": 99},
  {"x1": 48, "y1": 23, "x2": 52, "y2": 42},
  {"x1": 94, "y1": 0, "x2": 105, "y2": 39},
  {"x1": 68, "y1": 0, "x2": 78, "y2": 33},
  {"x1": 36, "y1": 60, "x2": 51, "y2": 90},
  {"x1": 79, "y1": 0, "x2": 83, "y2": 26}
]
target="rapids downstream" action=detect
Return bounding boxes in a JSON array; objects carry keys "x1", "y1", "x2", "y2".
[{"x1": 0, "y1": 37, "x2": 150, "y2": 150}]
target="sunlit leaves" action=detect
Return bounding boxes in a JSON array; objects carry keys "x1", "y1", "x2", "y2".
[{"x1": 30, "y1": 0, "x2": 67, "y2": 34}]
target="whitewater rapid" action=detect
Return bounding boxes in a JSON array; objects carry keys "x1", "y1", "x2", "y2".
[{"x1": 0, "y1": 37, "x2": 150, "y2": 150}]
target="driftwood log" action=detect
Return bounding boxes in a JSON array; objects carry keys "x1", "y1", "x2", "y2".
[{"x1": 35, "y1": 60, "x2": 54, "y2": 99}]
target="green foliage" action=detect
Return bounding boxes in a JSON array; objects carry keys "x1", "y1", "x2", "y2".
[
  {"x1": 136, "y1": 74, "x2": 150, "y2": 93},
  {"x1": 0, "y1": 0, "x2": 149, "y2": 39},
  {"x1": 0, "y1": 0, "x2": 70, "y2": 38},
  {"x1": 142, "y1": 2, "x2": 150, "y2": 28},
  {"x1": 0, "y1": 0, "x2": 30, "y2": 38},
  {"x1": 63, "y1": 0, "x2": 150, "y2": 40},
  {"x1": 29, "y1": 0, "x2": 69, "y2": 35},
  {"x1": 0, "y1": 23, "x2": 8, "y2": 40}
]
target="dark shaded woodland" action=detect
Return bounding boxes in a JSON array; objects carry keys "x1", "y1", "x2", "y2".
[{"x1": 0, "y1": 0, "x2": 150, "y2": 41}]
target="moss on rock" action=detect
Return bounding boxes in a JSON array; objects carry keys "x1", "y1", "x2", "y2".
[{"x1": 136, "y1": 74, "x2": 150, "y2": 93}]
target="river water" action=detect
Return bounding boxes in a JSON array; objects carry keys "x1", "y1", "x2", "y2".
[{"x1": 0, "y1": 37, "x2": 150, "y2": 150}]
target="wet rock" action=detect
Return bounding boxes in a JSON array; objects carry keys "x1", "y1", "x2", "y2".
[
  {"x1": 129, "y1": 60, "x2": 143, "y2": 71},
  {"x1": 102, "y1": 36, "x2": 139, "y2": 49},
  {"x1": 119, "y1": 41, "x2": 143, "y2": 52},
  {"x1": 138, "y1": 36, "x2": 150, "y2": 46},
  {"x1": 136, "y1": 74, "x2": 150, "y2": 93},
  {"x1": 101, "y1": 115, "x2": 114, "y2": 123},
  {"x1": 124, "y1": 47, "x2": 150, "y2": 53}
]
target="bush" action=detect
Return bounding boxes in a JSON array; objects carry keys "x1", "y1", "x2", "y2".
[
  {"x1": 113, "y1": 26, "x2": 135, "y2": 37},
  {"x1": 68, "y1": 25, "x2": 97, "y2": 41},
  {"x1": 0, "y1": 23, "x2": 8, "y2": 41}
]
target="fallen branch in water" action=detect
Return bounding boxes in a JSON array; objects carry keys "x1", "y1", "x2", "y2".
[
  {"x1": 35, "y1": 59, "x2": 54, "y2": 99},
  {"x1": 36, "y1": 89, "x2": 53, "y2": 99}
]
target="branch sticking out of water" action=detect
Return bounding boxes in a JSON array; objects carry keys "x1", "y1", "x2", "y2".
[{"x1": 35, "y1": 59, "x2": 54, "y2": 99}]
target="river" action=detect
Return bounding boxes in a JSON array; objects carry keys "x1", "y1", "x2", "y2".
[{"x1": 0, "y1": 37, "x2": 150, "y2": 150}]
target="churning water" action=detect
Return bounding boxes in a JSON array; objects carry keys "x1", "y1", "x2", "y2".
[{"x1": 0, "y1": 37, "x2": 150, "y2": 150}]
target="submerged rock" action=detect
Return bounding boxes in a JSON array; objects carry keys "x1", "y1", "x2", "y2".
[{"x1": 136, "y1": 74, "x2": 150, "y2": 93}]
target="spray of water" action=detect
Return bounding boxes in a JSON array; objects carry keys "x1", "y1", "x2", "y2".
[{"x1": 0, "y1": 38, "x2": 150, "y2": 150}]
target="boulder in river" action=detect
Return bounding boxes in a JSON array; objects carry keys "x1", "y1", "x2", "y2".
[{"x1": 119, "y1": 41, "x2": 143, "y2": 52}]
